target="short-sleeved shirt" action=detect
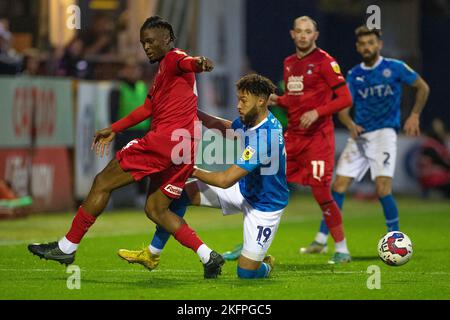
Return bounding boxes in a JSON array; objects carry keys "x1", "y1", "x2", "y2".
[
  {"x1": 232, "y1": 112, "x2": 289, "y2": 212},
  {"x1": 277, "y1": 48, "x2": 347, "y2": 136},
  {"x1": 346, "y1": 57, "x2": 418, "y2": 133}
]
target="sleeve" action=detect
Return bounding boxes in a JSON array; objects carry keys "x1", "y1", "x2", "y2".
[
  {"x1": 276, "y1": 60, "x2": 290, "y2": 108},
  {"x1": 320, "y1": 58, "x2": 347, "y2": 91},
  {"x1": 235, "y1": 130, "x2": 269, "y2": 173},
  {"x1": 396, "y1": 60, "x2": 418, "y2": 85},
  {"x1": 166, "y1": 50, "x2": 203, "y2": 74},
  {"x1": 315, "y1": 83, "x2": 353, "y2": 117},
  {"x1": 346, "y1": 70, "x2": 356, "y2": 99},
  {"x1": 231, "y1": 118, "x2": 242, "y2": 130},
  {"x1": 111, "y1": 96, "x2": 152, "y2": 133}
]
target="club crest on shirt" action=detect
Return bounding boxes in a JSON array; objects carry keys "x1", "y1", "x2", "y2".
[
  {"x1": 383, "y1": 68, "x2": 392, "y2": 78},
  {"x1": 330, "y1": 61, "x2": 341, "y2": 74},
  {"x1": 241, "y1": 146, "x2": 256, "y2": 161}
]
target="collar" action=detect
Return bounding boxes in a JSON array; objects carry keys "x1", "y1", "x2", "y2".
[
  {"x1": 247, "y1": 117, "x2": 268, "y2": 131},
  {"x1": 360, "y1": 56, "x2": 384, "y2": 70}
]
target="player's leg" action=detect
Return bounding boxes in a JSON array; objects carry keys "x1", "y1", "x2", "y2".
[
  {"x1": 312, "y1": 175, "x2": 353, "y2": 248},
  {"x1": 28, "y1": 159, "x2": 135, "y2": 264},
  {"x1": 118, "y1": 180, "x2": 201, "y2": 270},
  {"x1": 144, "y1": 188, "x2": 224, "y2": 278},
  {"x1": 237, "y1": 207, "x2": 281, "y2": 279},
  {"x1": 310, "y1": 185, "x2": 351, "y2": 264},
  {"x1": 376, "y1": 176, "x2": 400, "y2": 231}
]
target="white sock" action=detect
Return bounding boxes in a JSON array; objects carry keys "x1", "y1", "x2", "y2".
[
  {"x1": 315, "y1": 232, "x2": 328, "y2": 245},
  {"x1": 196, "y1": 244, "x2": 213, "y2": 264},
  {"x1": 58, "y1": 237, "x2": 78, "y2": 254},
  {"x1": 148, "y1": 245, "x2": 162, "y2": 256},
  {"x1": 335, "y1": 239, "x2": 349, "y2": 254}
]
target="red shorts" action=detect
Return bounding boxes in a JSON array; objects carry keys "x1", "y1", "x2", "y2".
[
  {"x1": 116, "y1": 131, "x2": 196, "y2": 199},
  {"x1": 285, "y1": 127, "x2": 335, "y2": 187}
]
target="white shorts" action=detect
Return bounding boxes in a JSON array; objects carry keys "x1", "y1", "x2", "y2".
[
  {"x1": 196, "y1": 180, "x2": 283, "y2": 262},
  {"x1": 336, "y1": 128, "x2": 397, "y2": 182}
]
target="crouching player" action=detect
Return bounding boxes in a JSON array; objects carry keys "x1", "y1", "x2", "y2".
[{"x1": 118, "y1": 74, "x2": 289, "y2": 279}]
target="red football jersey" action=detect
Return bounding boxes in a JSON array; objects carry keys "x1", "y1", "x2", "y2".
[
  {"x1": 278, "y1": 48, "x2": 346, "y2": 135},
  {"x1": 147, "y1": 48, "x2": 199, "y2": 137}
]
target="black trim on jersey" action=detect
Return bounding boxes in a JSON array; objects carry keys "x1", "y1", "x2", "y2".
[
  {"x1": 177, "y1": 55, "x2": 191, "y2": 73},
  {"x1": 147, "y1": 94, "x2": 152, "y2": 100},
  {"x1": 331, "y1": 82, "x2": 346, "y2": 91}
]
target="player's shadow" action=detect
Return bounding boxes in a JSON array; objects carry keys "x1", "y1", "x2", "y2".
[
  {"x1": 276, "y1": 263, "x2": 331, "y2": 272},
  {"x1": 79, "y1": 277, "x2": 193, "y2": 289}
]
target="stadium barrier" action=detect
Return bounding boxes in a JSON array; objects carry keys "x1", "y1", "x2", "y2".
[{"x1": 0, "y1": 76, "x2": 74, "y2": 215}]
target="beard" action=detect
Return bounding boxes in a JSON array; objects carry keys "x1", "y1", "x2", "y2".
[
  {"x1": 362, "y1": 50, "x2": 378, "y2": 64},
  {"x1": 241, "y1": 106, "x2": 259, "y2": 127}
]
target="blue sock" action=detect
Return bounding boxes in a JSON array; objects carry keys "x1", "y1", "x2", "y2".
[
  {"x1": 379, "y1": 194, "x2": 399, "y2": 231},
  {"x1": 318, "y1": 191, "x2": 345, "y2": 236},
  {"x1": 237, "y1": 263, "x2": 270, "y2": 279},
  {"x1": 150, "y1": 190, "x2": 191, "y2": 251}
]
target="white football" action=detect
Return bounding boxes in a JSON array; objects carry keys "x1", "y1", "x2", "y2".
[{"x1": 377, "y1": 231, "x2": 413, "y2": 266}]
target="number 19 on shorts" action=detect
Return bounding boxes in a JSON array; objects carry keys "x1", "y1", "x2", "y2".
[
  {"x1": 311, "y1": 160, "x2": 325, "y2": 181},
  {"x1": 256, "y1": 226, "x2": 272, "y2": 247}
]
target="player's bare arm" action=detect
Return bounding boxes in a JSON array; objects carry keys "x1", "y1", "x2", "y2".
[
  {"x1": 338, "y1": 107, "x2": 365, "y2": 139},
  {"x1": 404, "y1": 76, "x2": 430, "y2": 137},
  {"x1": 91, "y1": 127, "x2": 116, "y2": 158},
  {"x1": 192, "y1": 165, "x2": 248, "y2": 189},
  {"x1": 197, "y1": 109, "x2": 232, "y2": 136}
]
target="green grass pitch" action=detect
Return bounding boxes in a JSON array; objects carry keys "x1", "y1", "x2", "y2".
[{"x1": 0, "y1": 195, "x2": 449, "y2": 300}]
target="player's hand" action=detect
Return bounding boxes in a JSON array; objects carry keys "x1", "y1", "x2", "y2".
[
  {"x1": 299, "y1": 110, "x2": 319, "y2": 129},
  {"x1": 91, "y1": 127, "x2": 116, "y2": 158},
  {"x1": 404, "y1": 113, "x2": 420, "y2": 137},
  {"x1": 197, "y1": 56, "x2": 214, "y2": 72},
  {"x1": 347, "y1": 122, "x2": 365, "y2": 139},
  {"x1": 268, "y1": 94, "x2": 279, "y2": 106}
]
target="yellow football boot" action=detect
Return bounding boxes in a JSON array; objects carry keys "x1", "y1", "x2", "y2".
[
  {"x1": 263, "y1": 255, "x2": 275, "y2": 271},
  {"x1": 117, "y1": 247, "x2": 160, "y2": 271}
]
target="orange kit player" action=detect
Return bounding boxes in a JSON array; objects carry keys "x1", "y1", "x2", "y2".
[{"x1": 28, "y1": 16, "x2": 225, "y2": 278}]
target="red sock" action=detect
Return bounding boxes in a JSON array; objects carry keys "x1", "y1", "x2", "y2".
[
  {"x1": 65, "y1": 206, "x2": 97, "y2": 244},
  {"x1": 312, "y1": 186, "x2": 345, "y2": 242},
  {"x1": 321, "y1": 201, "x2": 345, "y2": 242},
  {"x1": 173, "y1": 224, "x2": 204, "y2": 252}
]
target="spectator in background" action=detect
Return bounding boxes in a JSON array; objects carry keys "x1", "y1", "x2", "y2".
[
  {"x1": 21, "y1": 49, "x2": 42, "y2": 76},
  {"x1": 416, "y1": 118, "x2": 450, "y2": 198},
  {"x1": 83, "y1": 13, "x2": 116, "y2": 56},
  {"x1": 0, "y1": 20, "x2": 21, "y2": 74},
  {"x1": 57, "y1": 36, "x2": 88, "y2": 78},
  {"x1": 110, "y1": 57, "x2": 150, "y2": 207}
]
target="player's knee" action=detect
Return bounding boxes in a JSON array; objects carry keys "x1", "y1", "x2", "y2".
[
  {"x1": 92, "y1": 172, "x2": 110, "y2": 193},
  {"x1": 332, "y1": 176, "x2": 350, "y2": 194},
  {"x1": 144, "y1": 200, "x2": 166, "y2": 222},
  {"x1": 376, "y1": 180, "x2": 392, "y2": 198},
  {"x1": 376, "y1": 185, "x2": 391, "y2": 198},
  {"x1": 311, "y1": 186, "x2": 333, "y2": 204}
]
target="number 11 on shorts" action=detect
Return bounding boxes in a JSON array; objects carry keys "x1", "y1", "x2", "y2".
[{"x1": 311, "y1": 160, "x2": 325, "y2": 181}]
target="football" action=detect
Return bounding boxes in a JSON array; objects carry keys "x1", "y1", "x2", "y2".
[{"x1": 377, "y1": 232, "x2": 413, "y2": 266}]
